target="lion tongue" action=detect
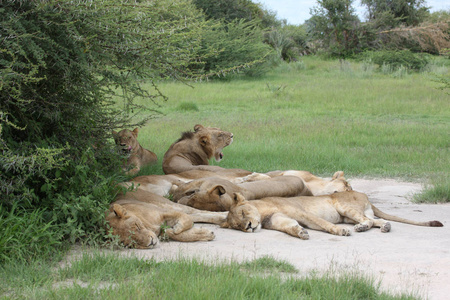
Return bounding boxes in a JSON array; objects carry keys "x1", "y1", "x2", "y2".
[{"x1": 220, "y1": 152, "x2": 224, "y2": 160}]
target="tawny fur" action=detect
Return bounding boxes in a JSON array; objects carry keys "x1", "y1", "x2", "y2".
[
  {"x1": 221, "y1": 191, "x2": 443, "y2": 239},
  {"x1": 162, "y1": 124, "x2": 251, "y2": 176},
  {"x1": 113, "y1": 128, "x2": 157, "y2": 175},
  {"x1": 262, "y1": 170, "x2": 353, "y2": 196},
  {"x1": 106, "y1": 189, "x2": 227, "y2": 249},
  {"x1": 172, "y1": 176, "x2": 313, "y2": 211}
]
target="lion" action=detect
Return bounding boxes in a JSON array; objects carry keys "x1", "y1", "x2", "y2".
[
  {"x1": 162, "y1": 124, "x2": 251, "y2": 177},
  {"x1": 221, "y1": 191, "x2": 443, "y2": 239},
  {"x1": 106, "y1": 189, "x2": 227, "y2": 249},
  {"x1": 234, "y1": 170, "x2": 352, "y2": 196},
  {"x1": 258, "y1": 170, "x2": 352, "y2": 196},
  {"x1": 119, "y1": 170, "x2": 261, "y2": 197},
  {"x1": 172, "y1": 176, "x2": 313, "y2": 211},
  {"x1": 113, "y1": 128, "x2": 157, "y2": 175}
]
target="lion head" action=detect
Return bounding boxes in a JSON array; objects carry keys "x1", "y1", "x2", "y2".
[
  {"x1": 112, "y1": 128, "x2": 140, "y2": 155},
  {"x1": 190, "y1": 124, "x2": 234, "y2": 162},
  {"x1": 173, "y1": 177, "x2": 240, "y2": 211},
  {"x1": 106, "y1": 204, "x2": 159, "y2": 249},
  {"x1": 324, "y1": 171, "x2": 352, "y2": 195},
  {"x1": 221, "y1": 193, "x2": 261, "y2": 233},
  {"x1": 162, "y1": 124, "x2": 234, "y2": 174}
]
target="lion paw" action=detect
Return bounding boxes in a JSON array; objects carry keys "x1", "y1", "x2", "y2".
[
  {"x1": 298, "y1": 228, "x2": 310, "y2": 240},
  {"x1": 354, "y1": 223, "x2": 369, "y2": 232},
  {"x1": 206, "y1": 231, "x2": 215, "y2": 241},
  {"x1": 381, "y1": 222, "x2": 391, "y2": 233},
  {"x1": 338, "y1": 227, "x2": 351, "y2": 236},
  {"x1": 196, "y1": 228, "x2": 215, "y2": 241}
]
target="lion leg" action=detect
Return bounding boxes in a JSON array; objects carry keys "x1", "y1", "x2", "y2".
[
  {"x1": 294, "y1": 210, "x2": 351, "y2": 236},
  {"x1": 264, "y1": 213, "x2": 310, "y2": 240},
  {"x1": 232, "y1": 172, "x2": 272, "y2": 184},
  {"x1": 165, "y1": 226, "x2": 215, "y2": 242},
  {"x1": 162, "y1": 212, "x2": 195, "y2": 235},
  {"x1": 334, "y1": 203, "x2": 375, "y2": 232},
  {"x1": 373, "y1": 219, "x2": 391, "y2": 232},
  {"x1": 189, "y1": 211, "x2": 228, "y2": 225},
  {"x1": 360, "y1": 206, "x2": 391, "y2": 232}
]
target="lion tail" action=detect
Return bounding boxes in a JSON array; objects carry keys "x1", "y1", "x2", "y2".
[{"x1": 371, "y1": 204, "x2": 443, "y2": 227}]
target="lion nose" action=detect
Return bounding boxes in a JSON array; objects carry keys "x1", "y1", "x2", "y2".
[
  {"x1": 246, "y1": 222, "x2": 252, "y2": 230},
  {"x1": 148, "y1": 236, "x2": 158, "y2": 248}
]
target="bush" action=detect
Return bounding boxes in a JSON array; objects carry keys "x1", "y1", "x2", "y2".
[
  {"x1": 360, "y1": 50, "x2": 430, "y2": 70},
  {"x1": 194, "y1": 18, "x2": 274, "y2": 78},
  {"x1": 0, "y1": 0, "x2": 209, "y2": 261}
]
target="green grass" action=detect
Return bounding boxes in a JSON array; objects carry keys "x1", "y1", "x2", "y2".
[
  {"x1": 414, "y1": 177, "x2": 450, "y2": 203},
  {"x1": 129, "y1": 57, "x2": 448, "y2": 202},
  {"x1": 0, "y1": 251, "x2": 418, "y2": 299}
]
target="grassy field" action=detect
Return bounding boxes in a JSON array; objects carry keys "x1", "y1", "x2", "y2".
[
  {"x1": 135, "y1": 57, "x2": 449, "y2": 201},
  {"x1": 0, "y1": 251, "x2": 418, "y2": 299}
]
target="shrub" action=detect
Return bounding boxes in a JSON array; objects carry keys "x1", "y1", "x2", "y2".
[
  {"x1": 176, "y1": 102, "x2": 200, "y2": 112},
  {"x1": 194, "y1": 18, "x2": 274, "y2": 78},
  {"x1": 360, "y1": 50, "x2": 430, "y2": 70},
  {"x1": 0, "y1": 0, "x2": 210, "y2": 261}
]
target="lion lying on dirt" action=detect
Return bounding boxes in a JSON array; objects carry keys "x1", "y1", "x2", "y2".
[
  {"x1": 106, "y1": 189, "x2": 227, "y2": 249},
  {"x1": 172, "y1": 176, "x2": 313, "y2": 211},
  {"x1": 251, "y1": 170, "x2": 352, "y2": 196},
  {"x1": 113, "y1": 128, "x2": 157, "y2": 175},
  {"x1": 221, "y1": 191, "x2": 443, "y2": 239},
  {"x1": 162, "y1": 124, "x2": 251, "y2": 177}
]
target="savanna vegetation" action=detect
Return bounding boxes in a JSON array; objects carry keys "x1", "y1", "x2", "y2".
[{"x1": 0, "y1": 0, "x2": 448, "y2": 298}]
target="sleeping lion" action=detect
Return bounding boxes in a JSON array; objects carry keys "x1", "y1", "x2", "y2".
[
  {"x1": 221, "y1": 191, "x2": 443, "y2": 239},
  {"x1": 106, "y1": 189, "x2": 227, "y2": 249}
]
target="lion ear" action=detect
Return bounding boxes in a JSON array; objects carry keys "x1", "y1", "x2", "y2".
[
  {"x1": 332, "y1": 171, "x2": 345, "y2": 180},
  {"x1": 132, "y1": 128, "x2": 139, "y2": 136},
  {"x1": 112, "y1": 204, "x2": 128, "y2": 219},
  {"x1": 194, "y1": 124, "x2": 204, "y2": 132},
  {"x1": 199, "y1": 134, "x2": 210, "y2": 147},
  {"x1": 233, "y1": 193, "x2": 246, "y2": 205},
  {"x1": 209, "y1": 185, "x2": 226, "y2": 196}
]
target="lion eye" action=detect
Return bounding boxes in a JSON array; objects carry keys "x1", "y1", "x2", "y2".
[{"x1": 186, "y1": 190, "x2": 197, "y2": 196}]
